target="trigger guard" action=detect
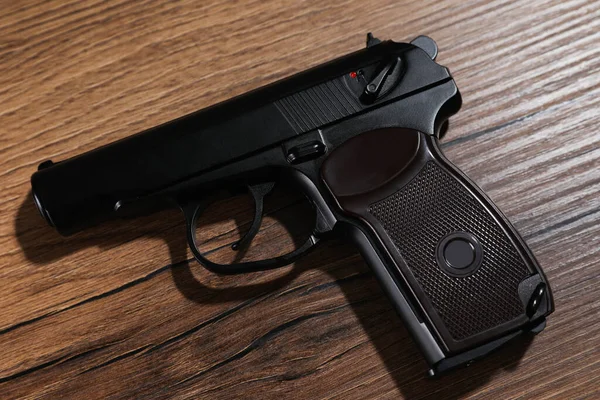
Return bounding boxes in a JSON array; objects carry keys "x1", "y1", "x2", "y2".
[{"x1": 181, "y1": 201, "x2": 320, "y2": 275}]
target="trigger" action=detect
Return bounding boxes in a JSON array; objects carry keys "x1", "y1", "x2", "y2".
[{"x1": 232, "y1": 182, "x2": 275, "y2": 250}]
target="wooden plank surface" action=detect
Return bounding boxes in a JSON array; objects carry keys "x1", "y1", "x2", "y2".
[{"x1": 1, "y1": 0, "x2": 599, "y2": 398}]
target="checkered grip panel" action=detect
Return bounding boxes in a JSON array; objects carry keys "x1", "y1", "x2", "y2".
[{"x1": 369, "y1": 161, "x2": 529, "y2": 340}]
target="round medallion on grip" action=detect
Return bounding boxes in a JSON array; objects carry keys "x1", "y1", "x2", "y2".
[
  {"x1": 436, "y1": 232, "x2": 483, "y2": 277},
  {"x1": 444, "y1": 239, "x2": 475, "y2": 269}
]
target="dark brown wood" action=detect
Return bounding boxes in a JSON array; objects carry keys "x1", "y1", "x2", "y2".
[{"x1": 1, "y1": 0, "x2": 599, "y2": 398}]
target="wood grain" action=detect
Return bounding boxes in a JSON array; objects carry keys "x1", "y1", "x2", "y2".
[{"x1": 1, "y1": 0, "x2": 599, "y2": 398}]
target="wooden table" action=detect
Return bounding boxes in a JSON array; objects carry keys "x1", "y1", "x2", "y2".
[{"x1": 1, "y1": 0, "x2": 599, "y2": 398}]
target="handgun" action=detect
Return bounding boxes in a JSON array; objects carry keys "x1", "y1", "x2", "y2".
[{"x1": 30, "y1": 34, "x2": 554, "y2": 376}]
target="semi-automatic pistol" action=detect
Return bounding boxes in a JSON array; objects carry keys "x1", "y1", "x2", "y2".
[{"x1": 31, "y1": 34, "x2": 554, "y2": 376}]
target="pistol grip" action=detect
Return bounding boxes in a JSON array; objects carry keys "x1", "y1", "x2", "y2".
[{"x1": 321, "y1": 128, "x2": 553, "y2": 363}]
